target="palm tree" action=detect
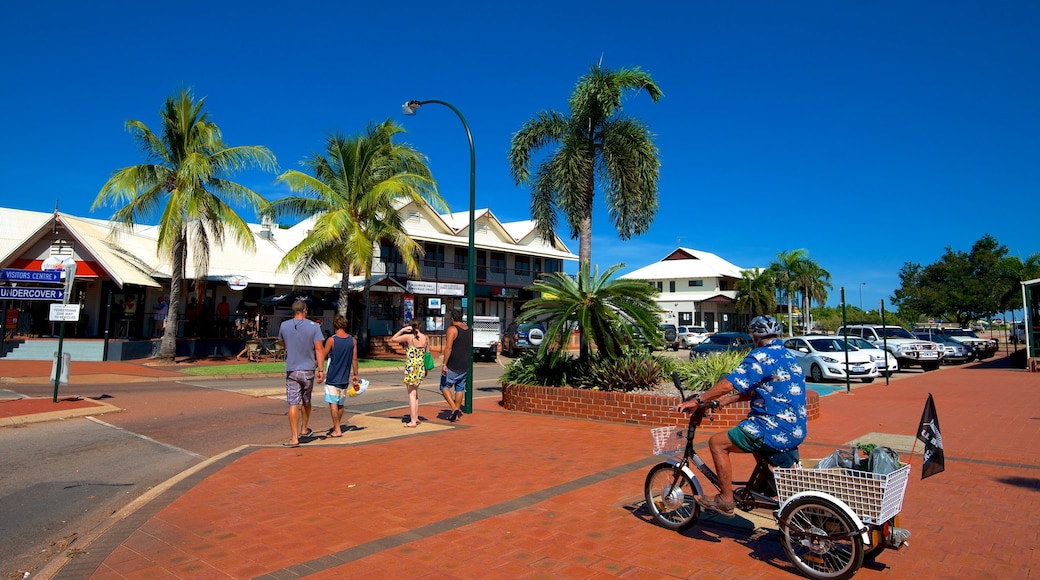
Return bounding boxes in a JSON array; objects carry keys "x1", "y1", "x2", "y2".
[
  {"x1": 509, "y1": 63, "x2": 662, "y2": 356},
  {"x1": 517, "y1": 262, "x2": 662, "y2": 362},
  {"x1": 797, "y1": 259, "x2": 832, "y2": 334},
  {"x1": 268, "y1": 120, "x2": 443, "y2": 350},
  {"x1": 509, "y1": 64, "x2": 662, "y2": 267},
  {"x1": 93, "y1": 89, "x2": 277, "y2": 361},
  {"x1": 768, "y1": 249, "x2": 808, "y2": 336},
  {"x1": 735, "y1": 267, "x2": 777, "y2": 325}
]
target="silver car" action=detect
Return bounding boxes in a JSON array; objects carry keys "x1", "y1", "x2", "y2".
[{"x1": 678, "y1": 325, "x2": 710, "y2": 348}]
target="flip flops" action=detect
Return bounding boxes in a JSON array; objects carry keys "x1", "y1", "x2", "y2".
[
  {"x1": 282, "y1": 442, "x2": 300, "y2": 448},
  {"x1": 694, "y1": 494, "x2": 736, "y2": 517}
]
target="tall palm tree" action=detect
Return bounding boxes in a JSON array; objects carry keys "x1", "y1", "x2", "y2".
[
  {"x1": 518, "y1": 262, "x2": 662, "y2": 362},
  {"x1": 268, "y1": 120, "x2": 443, "y2": 350},
  {"x1": 797, "y1": 259, "x2": 832, "y2": 334},
  {"x1": 509, "y1": 63, "x2": 662, "y2": 356},
  {"x1": 735, "y1": 267, "x2": 777, "y2": 325},
  {"x1": 509, "y1": 64, "x2": 662, "y2": 266},
  {"x1": 93, "y1": 89, "x2": 277, "y2": 361},
  {"x1": 768, "y1": 249, "x2": 808, "y2": 336}
]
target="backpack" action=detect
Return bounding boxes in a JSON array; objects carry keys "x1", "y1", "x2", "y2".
[{"x1": 868, "y1": 446, "x2": 902, "y2": 475}]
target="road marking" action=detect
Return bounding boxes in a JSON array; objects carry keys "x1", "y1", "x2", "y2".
[{"x1": 86, "y1": 416, "x2": 204, "y2": 459}]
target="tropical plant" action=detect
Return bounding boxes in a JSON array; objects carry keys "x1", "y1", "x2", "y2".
[
  {"x1": 93, "y1": 89, "x2": 277, "y2": 361},
  {"x1": 672, "y1": 350, "x2": 746, "y2": 392},
  {"x1": 500, "y1": 348, "x2": 576, "y2": 388},
  {"x1": 268, "y1": 120, "x2": 443, "y2": 348},
  {"x1": 517, "y1": 262, "x2": 662, "y2": 362},
  {"x1": 735, "y1": 267, "x2": 777, "y2": 321},
  {"x1": 570, "y1": 350, "x2": 669, "y2": 392},
  {"x1": 768, "y1": 249, "x2": 808, "y2": 337},
  {"x1": 797, "y1": 258, "x2": 832, "y2": 333},
  {"x1": 509, "y1": 64, "x2": 662, "y2": 357}
]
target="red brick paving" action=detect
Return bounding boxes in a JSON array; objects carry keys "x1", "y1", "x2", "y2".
[{"x1": 12, "y1": 354, "x2": 1038, "y2": 579}]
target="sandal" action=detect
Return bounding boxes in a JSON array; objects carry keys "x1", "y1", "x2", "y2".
[{"x1": 694, "y1": 494, "x2": 736, "y2": 517}]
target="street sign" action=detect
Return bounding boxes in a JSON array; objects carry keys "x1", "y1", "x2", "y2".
[
  {"x1": 0, "y1": 287, "x2": 64, "y2": 301},
  {"x1": 49, "y1": 304, "x2": 81, "y2": 322},
  {"x1": 0, "y1": 268, "x2": 62, "y2": 283}
]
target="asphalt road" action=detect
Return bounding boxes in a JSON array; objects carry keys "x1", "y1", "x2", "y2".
[{"x1": 0, "y1": 362, "x2": 506, "y2": 578}]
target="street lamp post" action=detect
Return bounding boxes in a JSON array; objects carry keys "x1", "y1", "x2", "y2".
[
  {"x1": 402, "y1": 99, "x2": 475, "y2": 414},
  {"x1": 860, "y1": 282, "x2": 866, "y2": 311}
]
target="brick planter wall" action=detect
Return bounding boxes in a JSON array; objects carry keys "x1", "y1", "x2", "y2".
[{"x1": 501, "y1": 382, "x2": 820, "y2": 429}]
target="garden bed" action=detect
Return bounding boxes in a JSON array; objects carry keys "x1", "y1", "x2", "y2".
[{"x1": 501, "y1": 382, "x2": 821, "y2": 429}]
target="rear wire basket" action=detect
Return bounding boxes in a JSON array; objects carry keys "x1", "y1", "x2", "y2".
[
  {"x1": 773, "y1": 463, "x2": 911, "y2": 524},
  {"x1": 650, "y1": 426, "x2": 687, "y2": 456}
]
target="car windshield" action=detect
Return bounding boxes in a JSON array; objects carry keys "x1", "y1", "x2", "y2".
[
  {"x1": 846, "y1": 337, "x2": 873, "y2": 350},
  {"x1": 808, "y1": 338, "x2": 854, "y2": 352},
  {"x1": 945, "y1": 329, "x2": 977, "y2": 337},
  {"x1": 880, "y1": 327, "x2": 915, "y2": 339},
  {"x1": 705, "y1": 334, "x2": 737, "y2": 345},
  {"x1": 691, "y1": 327, "x2": 707, "y2": 333}
]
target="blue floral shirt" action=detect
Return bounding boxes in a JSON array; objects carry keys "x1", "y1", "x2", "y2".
[{"x1": 725, "y1": 339, "x2": 807, "y2": 452}]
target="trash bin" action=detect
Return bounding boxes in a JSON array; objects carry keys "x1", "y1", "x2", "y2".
[{"x1": 50, "y1": 352, "x2": 71, "y2": 385}]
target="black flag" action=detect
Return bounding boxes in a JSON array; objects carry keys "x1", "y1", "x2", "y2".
[{"x1": 917, "y1": 393, "x2": 945, "y2": 479}]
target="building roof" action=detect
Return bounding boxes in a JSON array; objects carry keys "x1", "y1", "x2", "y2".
[{"x1": 620, "y1": 247, "x2": 745, "y2": 281}]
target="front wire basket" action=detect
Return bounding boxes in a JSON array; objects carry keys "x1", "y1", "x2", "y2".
[{"x1": 650, "y1": 426, "x2": 687, "y2": 456}]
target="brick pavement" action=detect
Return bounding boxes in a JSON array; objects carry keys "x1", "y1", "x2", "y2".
[{"x1": 8, "y1": 355, "x2": 1038, "y2": 579}]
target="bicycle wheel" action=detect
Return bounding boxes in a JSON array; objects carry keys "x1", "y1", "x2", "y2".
[
  {"x1": 643, "y1": 462, "x2": 700, "y2": 531},
  {"x1": 779, "y1": 496, "x2": 864, "y2": 580}
]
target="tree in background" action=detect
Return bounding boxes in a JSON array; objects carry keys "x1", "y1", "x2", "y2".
[
  {"x1": 735, "y1": 267, "x2": 777, "y2": 324},
  {"x1": 768, "y1": 249, "x2": 808, "y2": 336},
  {"x1": 797, "y1": 258, "x2": 832, "y2": 334},
  {"x1": 268, "y1": 120, "x2": 443, "y2": 351},
  {"x1": 94, "y1": 89, "x2": 277, "y2": 361},
  {"x1": 891, "y1": 234, "x2": 1037, "y2": 326},
  {"x1": 517, "y1": 262, "x2": 662, "y2": 362}
]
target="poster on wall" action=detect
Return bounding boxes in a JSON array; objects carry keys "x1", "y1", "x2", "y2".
[{"x1": 403, "y1": 294, "x2": 414, "y2": 323}]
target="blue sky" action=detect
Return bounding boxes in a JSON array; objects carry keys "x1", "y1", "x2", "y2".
[{"x1": 3, "y1": 1, "x2": 1037, "y2": 312}]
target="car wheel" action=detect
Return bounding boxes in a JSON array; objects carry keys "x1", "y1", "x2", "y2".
[
  {"x1": 862, "y1": 377, "x2": 875, "y2": 383},
  {"x1": 810, "y1": 364, "x2": 824, "y2": 383},
  {"x1": 922, "y1": 362, "x2": 940, "y2": 371}
]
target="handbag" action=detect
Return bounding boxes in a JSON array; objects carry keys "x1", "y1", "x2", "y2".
[{"x1": 423, "y1": 350, "x2": 435, "y2": 371}]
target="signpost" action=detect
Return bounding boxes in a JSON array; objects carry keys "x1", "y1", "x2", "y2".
[
  {"x1": 1, "y1": 266, "x2": 73, "y2": 399},
  {"x1": 51, "y1": 262, "x2": 76, "y2": 401}
]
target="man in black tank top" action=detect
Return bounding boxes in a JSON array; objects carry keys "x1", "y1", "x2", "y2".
[{"x1": 440, "y1": 308, "x2": 472, "y2": 422}]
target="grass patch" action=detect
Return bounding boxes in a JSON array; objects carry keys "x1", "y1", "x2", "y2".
[{"x1": 179, "y1": 358, "x2": 404, "y2": 376}]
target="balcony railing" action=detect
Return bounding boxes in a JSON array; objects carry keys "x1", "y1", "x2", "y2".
[{"x1": 382, "y1": 259, "x2": 551, "y2": 288}]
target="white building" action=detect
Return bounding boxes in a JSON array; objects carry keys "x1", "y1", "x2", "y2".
[
  {"x1": 0, "y1": 200, "x2": 577, "y2": 358},
  {"x1": 621, "y1": 247, "x2": 746, "y2": 333}
]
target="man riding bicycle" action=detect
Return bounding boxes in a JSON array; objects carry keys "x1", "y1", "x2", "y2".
[{"x1": 675, "y1": 315, "x2": 807, "y2": 517}]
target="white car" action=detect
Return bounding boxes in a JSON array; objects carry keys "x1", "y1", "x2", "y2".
[
  {"x1": 841, "y1": 335, "x2": 899, "y2": 374},
  {"x1": 678, "y1": 325, "x2": 710, "y2": 348},
  {"x1": 784, "y1": 335, "x2": 880, "y2": 384}
]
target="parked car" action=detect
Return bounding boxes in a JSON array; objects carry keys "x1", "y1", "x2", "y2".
[
  {"x1": 660, "y1": 324, "x2": 681, "y2": 351},
  {"x1": 678, "y1": 325, "x2": 710, "y2": 348},
  {"x1": 689, "y1": 332, "x2": 753, "y2": 359},
  {"x1": 1011, "y1": 322, "x2": 1027, "y2": 345},
  {"x1": 840, "y1": 335, "x2": 899, "y2": 374},
  {"x1": 915, "y1": 327, "x2": 996, "y2": 359},
  {"x1": 836, "y1": 324, "x2": 944, "y2": 371},
  {"x1": 913, "y1": 332, "x2": 973, "y2": 364},
  {"x1": 784, "y1": 335, "x2": 879, "y2": 383},
  {"x1": 501, "y1": 321, "x2": 545, "y2": 357}
]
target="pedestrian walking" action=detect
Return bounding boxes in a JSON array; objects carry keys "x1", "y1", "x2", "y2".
[
  {"x1": 439, "y1": 308, "x2": 472, "y2": 422},
  {"x1": 390, "y1": 320, "x2": 429, "y2": 427},
  {"x1": 322, "y1": 314, "x2": 359, "y2": 437},
  {"x1": 277, "y1": 300, "x2": 325, "y2": 447}
]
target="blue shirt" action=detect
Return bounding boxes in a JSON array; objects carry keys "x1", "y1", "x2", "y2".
[
  {"x1": 725, "y1": 339, "x2": 807, "y2": 452},
  {"x1": 278, "y1": 317, "x2": 324, "y2": 372}
]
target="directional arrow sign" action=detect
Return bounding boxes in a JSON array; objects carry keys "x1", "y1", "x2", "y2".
[{"x1": 0, "y1": 287, "x2": 64, "y2": 301}]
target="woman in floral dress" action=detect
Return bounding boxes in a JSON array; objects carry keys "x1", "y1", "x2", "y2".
[{"x1": 390, "y1": 321, "x2": 429, "y2": 427}]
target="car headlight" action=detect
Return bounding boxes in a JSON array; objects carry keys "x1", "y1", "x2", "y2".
[{"x1": 820, "y1": 356, "x2": 839, "y2": 363}]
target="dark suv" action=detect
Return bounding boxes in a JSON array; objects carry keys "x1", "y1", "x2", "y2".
[
  {"x1": 502, "y1": 321, "x2": 545, "y2": 357},
  {"x1": 660, "y1": 324, "x2": 680, "y2": 351}
]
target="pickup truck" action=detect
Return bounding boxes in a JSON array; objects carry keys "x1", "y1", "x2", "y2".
[{"x1": 471, "y1": 315, "x2": 502, "y2": 362}]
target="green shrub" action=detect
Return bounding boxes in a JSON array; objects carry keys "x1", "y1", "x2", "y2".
[
  {"x1": 671, "y1": 350, "x2": 746, "y2": 392},
  {"x1": 571, "y1": 350, "x2": 668, "y2": 392}
]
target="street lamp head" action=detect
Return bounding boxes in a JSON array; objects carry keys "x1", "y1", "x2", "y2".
[{"x1": 402, "y1": 100, "x2": 422, "y2": 115}]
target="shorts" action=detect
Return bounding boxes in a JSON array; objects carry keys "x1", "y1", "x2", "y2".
[
  {"x1": 728, "y1": 425, "x2": 800, "y2": 468},
  {"x1": 285, "y1": 370, "x2": 315, "y2": 407},
  {"x1": 441, "y1": 369, "x2": 466, "y2": 393},
  {"x1": 324, "y1": 384, "x2": 348, "y2": 406}
]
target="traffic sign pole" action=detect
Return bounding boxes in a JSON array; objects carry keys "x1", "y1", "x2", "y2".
[{"x1": 52, "y1": 263, "x2": 77, "y2": 402}]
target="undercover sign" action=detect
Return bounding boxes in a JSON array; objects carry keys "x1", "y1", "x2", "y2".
[{"x1": 0, "y1": 287, "x2": 64, "y2": 301}]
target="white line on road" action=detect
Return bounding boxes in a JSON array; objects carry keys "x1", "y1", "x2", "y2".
[{"x1": 85, "y1": 416, "x2": 205, "y2": 459}]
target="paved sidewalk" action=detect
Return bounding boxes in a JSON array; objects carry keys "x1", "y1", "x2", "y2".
[{"x1": 9, "y1": 355, "x2": 1039, "y2": 579}]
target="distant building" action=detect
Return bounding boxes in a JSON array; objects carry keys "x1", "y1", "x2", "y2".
[{"x1": 621, "y1": 247, "x2": 746, "y2": 333}]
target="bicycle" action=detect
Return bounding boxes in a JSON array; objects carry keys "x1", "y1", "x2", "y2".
[{"x1": 643, "y1": 374, "x2": 911, "y2": 580}]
